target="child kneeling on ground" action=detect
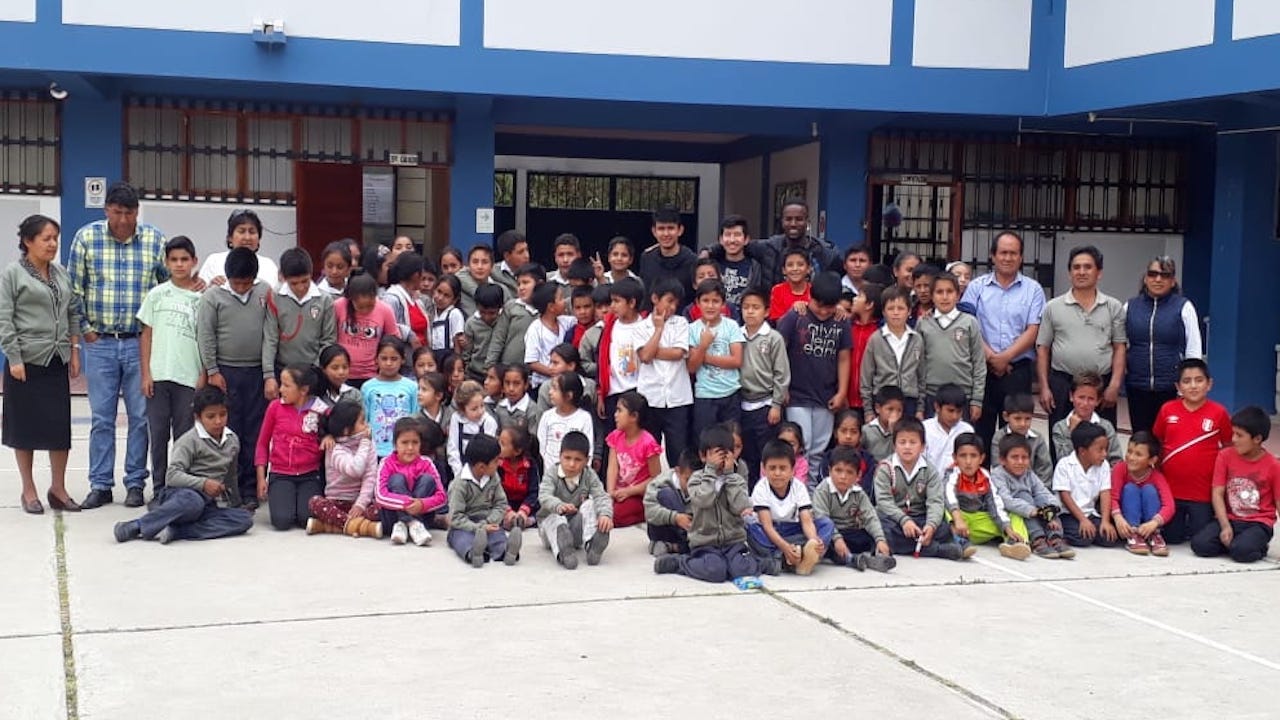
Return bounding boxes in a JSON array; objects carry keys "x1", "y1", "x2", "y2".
[
  {"x1": 990, "y1": 435, "x2": 1075, "y2": 559},
  {"x1": 943, "y1": 433, "x2": 1032, "y2": 560},
  {"x1": 747, "y1": 439, "x2": 836, "y2": 575},
  {"x1": 114, "y1": 387, "x2": 253, "y2": 544},
  {"x1": 537, "y1": 431, "x2": 614, "y2": 569},
  {"x1": 378, "y1": 417, "x2": 448, "y2": 547},
  {"x1": 654, "y1": 426, "x2": 763, "y2": 581},
  {"x1": 812, "y1": 446, "x2": 895, "y2": 571},
  {"x1": 643, "y1": 447, "x2": 700, "y2": 556},
  {"x1": 448, "y1": 434, "x2": 521, "y2": 567},
  {"x1": 875, "y1": 418, "x2": 971, "y2": 560},
  {"x1": 1191, "y1": 406, "x2": 1279, "y2": 563}
]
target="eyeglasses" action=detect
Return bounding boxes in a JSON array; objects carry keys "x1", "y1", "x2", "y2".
[{"x1": 1146, "y1": 270, "x2": 1175, "y2": 279}]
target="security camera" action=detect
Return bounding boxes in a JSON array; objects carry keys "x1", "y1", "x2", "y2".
[{"x1": 48, "y1": 82, "x2": 68, "y2": 101}]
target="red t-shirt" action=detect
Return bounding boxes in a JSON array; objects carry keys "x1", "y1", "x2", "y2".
[
  {"x1": 847, "y1": 320, "x2": 879, "y2": 409},
  {"x1": 1213, "y1": 448, "x2": 1279, "y2": 527},
  {"x1": 769, "y1": 282, "x2": 811, "y2": 321},
  {"x1": 1152, "y1": 399, "x2": 1232, "y2": 502},
  {"x1": 407, "y1": 303, "x2": 429, "y2": 348}
]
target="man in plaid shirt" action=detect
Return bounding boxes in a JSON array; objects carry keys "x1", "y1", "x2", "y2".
[{"x1": 68, "y1": 183, "x2": 169, "y2": 509}]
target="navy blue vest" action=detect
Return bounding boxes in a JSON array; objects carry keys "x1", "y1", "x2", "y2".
[{"x1": 1125, "y1": 292, "x2": 1188, "y2": 391}]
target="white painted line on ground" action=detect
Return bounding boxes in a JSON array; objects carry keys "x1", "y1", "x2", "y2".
[{"x1": 973, "y1": 557, "x2": 1280, "y2": 672}]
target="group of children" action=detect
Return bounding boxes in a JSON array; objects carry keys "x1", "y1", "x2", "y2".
[{"x1": 110, "y1": 210, "x2": 1277, "y2": 581}]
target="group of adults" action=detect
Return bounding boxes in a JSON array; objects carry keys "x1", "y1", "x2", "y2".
[{"x1": 0, "y1": 188, "x2": 1201, "y2": 515}]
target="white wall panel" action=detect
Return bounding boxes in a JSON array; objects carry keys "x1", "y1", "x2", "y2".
[
  {"x1": 63, "y1": 0, "x2": 460, "y2": 46},
  {"x1": 485, "y1": 0, "x2": 892, "y2": 65},
  {"x1": 1051, "y1": 232, "x2": 1182, "y2": 303},
  {"x1": 768, "y1": 143, "x2": 821, "y2": 235},
  {"x1": 0, "y1": 0, "x2": 34, "y2": 22},
  {"x1": 137, "y1": 201, "x2": 297, "y2": 271},
  {"x1": 1233, "y1": 0, "x2": 1280, "y2": 40},
  {"x1": 722, "y1": 157, "x2": 763, "y2": 237},
  {"x1": 0, "y1": 196, "x2": 60, "y2": 270},
  {"x1": 1065, "y1": 0, "x2": 1213, "y2": 67},
  {"x1": 913, "y1": 0, "x2": 1032, "y2": 70}
]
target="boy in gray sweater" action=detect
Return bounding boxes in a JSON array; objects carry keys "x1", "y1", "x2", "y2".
[
  {"x1": 462, "y1": 283, "x2": 503, "y2": 381},
  {"x1": 537, "y1": 432, "x2": 613, "y2": 569},
  {"x1": 874, "y1": 418, "x2": 969, "y2": 560},
  {"x1": 446, "y1": 434, "x2": 520, "y2": 567},
  {"x1": 197, "y1": 248, "x2": 273, "y2": 508},
  {"x1": 990, "y1": 434, "x2": 1075, "y2": 559},
  {"x1": 861, "y1": 385, "x2": 904, "y2": 462},
  {"x1": 484, "y1": 263, "x2": 543, "y2": 371},
  {"x1": 737, "y1": 288, "x2": 791, "y2": 489},
  {"x1": 991, "y1": 393, "x2": 1053, "y2": 486},
  {"x1": 654, "y1": 426, "x2": 769, "y2": 581},
  {"x1": 265, "y1": 248, "x2": 336, "y2": 370},
  {"x1": 813, "y1": 446, "x2": 896, "y2": 571},
  {"x1": 113, "y1": 387, "x2": 254, "y2": 544},
  {"x1": 643, "y1": 447, "x2": 700, "y2": 555}
]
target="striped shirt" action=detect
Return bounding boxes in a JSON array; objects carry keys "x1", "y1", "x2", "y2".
[{"x1": 67, "y1": 220, "x2": 168, "y2": 335}]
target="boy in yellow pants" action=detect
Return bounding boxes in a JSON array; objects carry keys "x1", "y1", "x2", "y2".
[{"x1": 943, "y1": 433, "x2": 1031, "y2": 560}]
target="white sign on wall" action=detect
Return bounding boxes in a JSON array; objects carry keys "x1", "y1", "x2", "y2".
[
  {"x1": 476, "y1": 208, "x2": 495, "y2": 234},
  {"x1": 362, "y1": 172, "x2": 394, "y2": 225},
  {"x1": 85, "y1": 177, "x2": 107, "y2": 208}
]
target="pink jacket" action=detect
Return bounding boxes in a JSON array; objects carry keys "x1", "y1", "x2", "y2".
[
  {"x1": 1109, "y1": 463, "x2": 1175, "y2": 524},
  {"x1": 375, "y1": 454, "x2": 447, "y2": 513},
  {"x1": 255, "y1": 399, "x2": 325, "y2": 476},
  {"x1": 325, "y1": 433, "x2": 378, "y2": 511}
]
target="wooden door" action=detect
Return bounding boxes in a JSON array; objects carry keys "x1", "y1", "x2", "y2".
[{"x1": 295, "y1": 162, "x2": 362, "y2": 268}]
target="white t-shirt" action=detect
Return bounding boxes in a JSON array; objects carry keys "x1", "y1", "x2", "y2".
[
  {"x1": 923, "y1": 417, "x2": 975, "y2": 475},
  {"x1": 199, "y1": 250, "x2": 280, "y2": 288},
  {"x1": 1052, "y1": 452, "x2": 1109, "y2": 518},
  {"x1": 607, "y1": 317, "x2": 645, "y2": 396},
  {"x1": 536, "y1": 407, "x2": 595, "y2": 471},
  {"x1": 635, "y1": 315, "x2": 693, "y2": 408},
  {"x1": 751, "y1": 478, "x2": 812, "y2": 524},
  {"x1": 524, "y1": 316, "x2": 576, "y2": 387}
]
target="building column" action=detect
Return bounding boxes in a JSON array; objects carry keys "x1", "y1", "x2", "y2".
[
  {"x1": 59, "y1": 94, "x2": 123, "y2": 257},
  {"x1": 817, "y1": 129, "x2": 868, "y2": 249},
  {"x1": 449, "y1": 95, "x2": 496, "y2": 249},
  {"x1": 1207, "y1": 132, "x2": 1280, "y2": 413}
]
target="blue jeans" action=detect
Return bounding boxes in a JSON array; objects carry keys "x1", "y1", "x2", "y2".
[
  {"x1": 747, "y1": 516, "x2": 836, "y2": 556},
  {"x1": 1121, "y1": 482, "x2": 1162, "y2": 526},
  {"x1": 84, "y1": 338, "x2": 149, "y2": 491}
]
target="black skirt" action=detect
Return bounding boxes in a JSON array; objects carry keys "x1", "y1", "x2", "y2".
[{"x1": 2, "y1": 357, "x2": 71, "y2": 451}]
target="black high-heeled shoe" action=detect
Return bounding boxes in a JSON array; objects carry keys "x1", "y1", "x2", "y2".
[
  {"x1": 46, "y1": 490, "x2": 81, "y2": 512},
  {"x1": 21, "y1": 495, "x2": 44, "y2": 514}
]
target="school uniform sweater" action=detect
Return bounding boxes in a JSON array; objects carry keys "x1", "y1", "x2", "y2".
[
  {"x1": 812, "y1": 478, "x2": 885, "y2": 541},
  {"x1": 917, "y1": 310, "x2": 987, "y2": 402},
  {"x1": 196, "y1": 282, "x2": 273, "y2": 377},
  {"x1": 255, "y1": 399, "x2": 326, "y2": 476},
  {"x1": 324, "y1": 433, "x2": 378, "y2": 512},
  {"x1": 462, "y1": 312, "x2": 497, "y2": 380},
  {"x1": 578, "y1": 322, "x2": 603, "y2": 380},
  {"x1": 685, "y1": 467, "x2": 752, "y2": 549},
  {"x1": 859, "y1": 326, "x2": 926, "y2": 411},
  {"x1": 455, "y1": 269, "x2": 511, "y2": 317},
  {"x1": 1050, "y1": 414, "x2": 1123, "y2": 466},
  {"x1": 643, "y1": 469, "x2": 690, "y2": 527},
  {"x1": 448, "y1": 467, "x2": 510, "y2": 531},
  {"x1": 264, "y1": 285, "x2": 337, "y2": 368},
  {"x1": 376, "y1": 454, "x2": 447, "y2": 513},
  {"x1": 167, "y1": 425, "x2": 240, "y2": 505},
  {"x1": 860, "y1": 419, "x2": 895, "y2": 463},
  {"x1": 739, "y1": 323, "x2": 791, "y2": 408},
  {"x1": 536, "y1": 465, "x2": 613, "y2": 521},
  {"x1": 991, "y1": 426, "x2": 1054, "y2": 486},
  {"x1": 874, "y1": 456, "x2": 945, "y2": 529},
  {"x1": 943, "y1": 466, "x2": 1012, "y2": 530},
  {"x1": 484, "y1": 298, "x2": 538, "y2": 368},
  {"x1": 990, "y1": 465, "x2": 1059, "y2": 519},
  {"x1": 494, "y1": 395, "x2": 533, "y2": 431}
]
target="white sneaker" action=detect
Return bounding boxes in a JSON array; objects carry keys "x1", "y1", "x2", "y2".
[
  {"x1": 390, "y1": 521, "x2": 408, "y2": 546},
  {"x1": 408, "y1": 520, "x2": 431, "y2": 546}
]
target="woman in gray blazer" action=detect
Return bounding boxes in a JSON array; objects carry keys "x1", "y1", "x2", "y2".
[{"x1": 0, "y1": 215, "x2": 84, "y2": 513}]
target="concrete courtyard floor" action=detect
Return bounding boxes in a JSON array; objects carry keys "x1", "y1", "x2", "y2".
[{"x1": 2, "y1": 398, "x2": 1278, "y2": 720}]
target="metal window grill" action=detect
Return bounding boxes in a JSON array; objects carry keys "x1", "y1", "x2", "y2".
[
  {"x1": 615, "y1": 176, "x2": 697, "y2": 213},
  {"x1": 125, "y1": 98, "x2": 450, "y2": 204},
  {"x1": 0, "y1": 94, "x2": 59, "y2": 195},
  {"x1": 527, "y1": 173, "x2": 610, "y2": 210},
  {"x1": 494, "y1": 171, "x2": 515, "y2": 207}
]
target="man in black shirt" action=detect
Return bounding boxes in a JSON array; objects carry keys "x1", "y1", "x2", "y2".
[{"x1": 638, "y1": 205, "x2": 697, "y2": 302}]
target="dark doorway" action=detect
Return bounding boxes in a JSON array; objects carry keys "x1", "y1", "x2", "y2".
[{"x1": 295, "y1": 161, "x2": 362, "y2": 267}]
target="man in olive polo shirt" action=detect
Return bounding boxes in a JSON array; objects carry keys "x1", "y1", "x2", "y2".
[{"x1": 1035, "y1": 245, "x2": 1126, "y2": 429}]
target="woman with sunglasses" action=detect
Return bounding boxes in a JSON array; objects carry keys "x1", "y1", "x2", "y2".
[{"x1": 1123, "y1": 256, "x2": 1202, "y2": 433}]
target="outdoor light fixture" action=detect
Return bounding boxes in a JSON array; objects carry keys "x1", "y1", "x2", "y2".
[
  {"x1": 252, "y1": 18, "x2": 287, "y2": 47},
  {"x1": 48, "y1": 82, "x2": 68, "y2": 101}
]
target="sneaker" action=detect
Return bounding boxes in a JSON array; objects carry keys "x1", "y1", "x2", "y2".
[
  {"x1": 470, "y1": 527, "x2": 488, "y2": 568},
  {"x1": 1150, "y1": 532, "x2": 1169, "y2": 557},
  {"x1": 407, "y1": 520, "x2": 432, "y2": 547},
  {"x1": 999, "y1": 542, "x2": 1032, "y2": 561},
  {"x1": 390, "y1": 521, "x2": 408, "y2": 546},
  {"x1": 503, "y1": 526, "x2": 522, "y2": 565},
  {"x1": 654, "y1": 555, "x2": 680, "y2": 574},
  {"x1": 961, "y1": 544, "x2": 978, "y2": 559},
  {"x1": 846, "y1": 552, "x2": 869, "y2": 571},
  {"x1": 156, "y1": 525, "x2": 178, "y2": 545},
  {"x1": 1032, "y1": 538, "x2": 1060, "y2": 559},
  {"x1": 305, "y1": 518, "x2": 322, "y2": 535},
  {"x1": 113, "y1": 520, "x2": 141, "y2": 543},
  {"x1": 865, "y1": 554, "x2": 897, "y2": 572},
  {"x1": 651, "y1": 542, "x2": 670, "y2": 557},
  {"x1": 1049, "y1": 537, "x2": 1076, "y2": 559},
  {"x1": 795, "y1": 539, "x2": 821, "y2": 575},
  {"x1": 757, "y1": 556, "x2": 782, "y2": 576},
  {"x1": 555, "y1": 525, "x2": 576, "y2": 567},
  {"x1": 586, "y1": 530, "x2": 610, "y2": 566},
  {"x1": 1126, "y1": 535, "x2": 1150, "y2": 556},
  {"x1": 935, "y1": 542, "x2": 965, "y2": 561}
]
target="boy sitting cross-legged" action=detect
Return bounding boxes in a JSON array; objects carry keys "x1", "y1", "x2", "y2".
[
  {"x1": 990, "y1": 434, "x2": 1075, "y2": 559},
  {"x1": 812, "y1": 446, "x2": 896, "y2": 572},
  {"x1": 114, "y1": 387, "x2": 253, "y2": 544},
  {"x1": 447, "y1": 434, "x2": 521, "y2": 567},
  {"x1": 943, "y1": 433, "x2": 1032, "y2": 560},
  {"x1": 874, "y1": 418, "x2": 972, "y2": 560},
  {"x1": 747, "y1": 439, "x2": 836, "y2": 575},
  {"x1": 537, "y1": 431, "x2": 614, "y2": 569},
  {"x1": 653, "y1": 426, "x2": 764, "y2": 582}
]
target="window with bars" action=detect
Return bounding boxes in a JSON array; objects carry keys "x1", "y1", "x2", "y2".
[
  {"x1": 125, "y1": 99, "x2": 450, "y2": 204},
  {"x1": 494, "y1": 171, "x2": 514, "y2": 207},
  {"x1": 0, "y1": 96, "x2": 59, "y2": 194},
  {"x1": 527, "y1": 173, "x2": 610, "y2": 210},
  {"x1": 615, "y1": 177, "x2": 697, "y2": 213}
]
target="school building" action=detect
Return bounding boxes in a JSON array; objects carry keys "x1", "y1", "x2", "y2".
[{"x1": 0, "y1": 0, "x2": 1276, "y2": 410}]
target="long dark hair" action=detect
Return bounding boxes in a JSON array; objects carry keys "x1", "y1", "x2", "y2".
[{"x1": 342, "y1": 274, "x2": 379, "y2": 335}]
